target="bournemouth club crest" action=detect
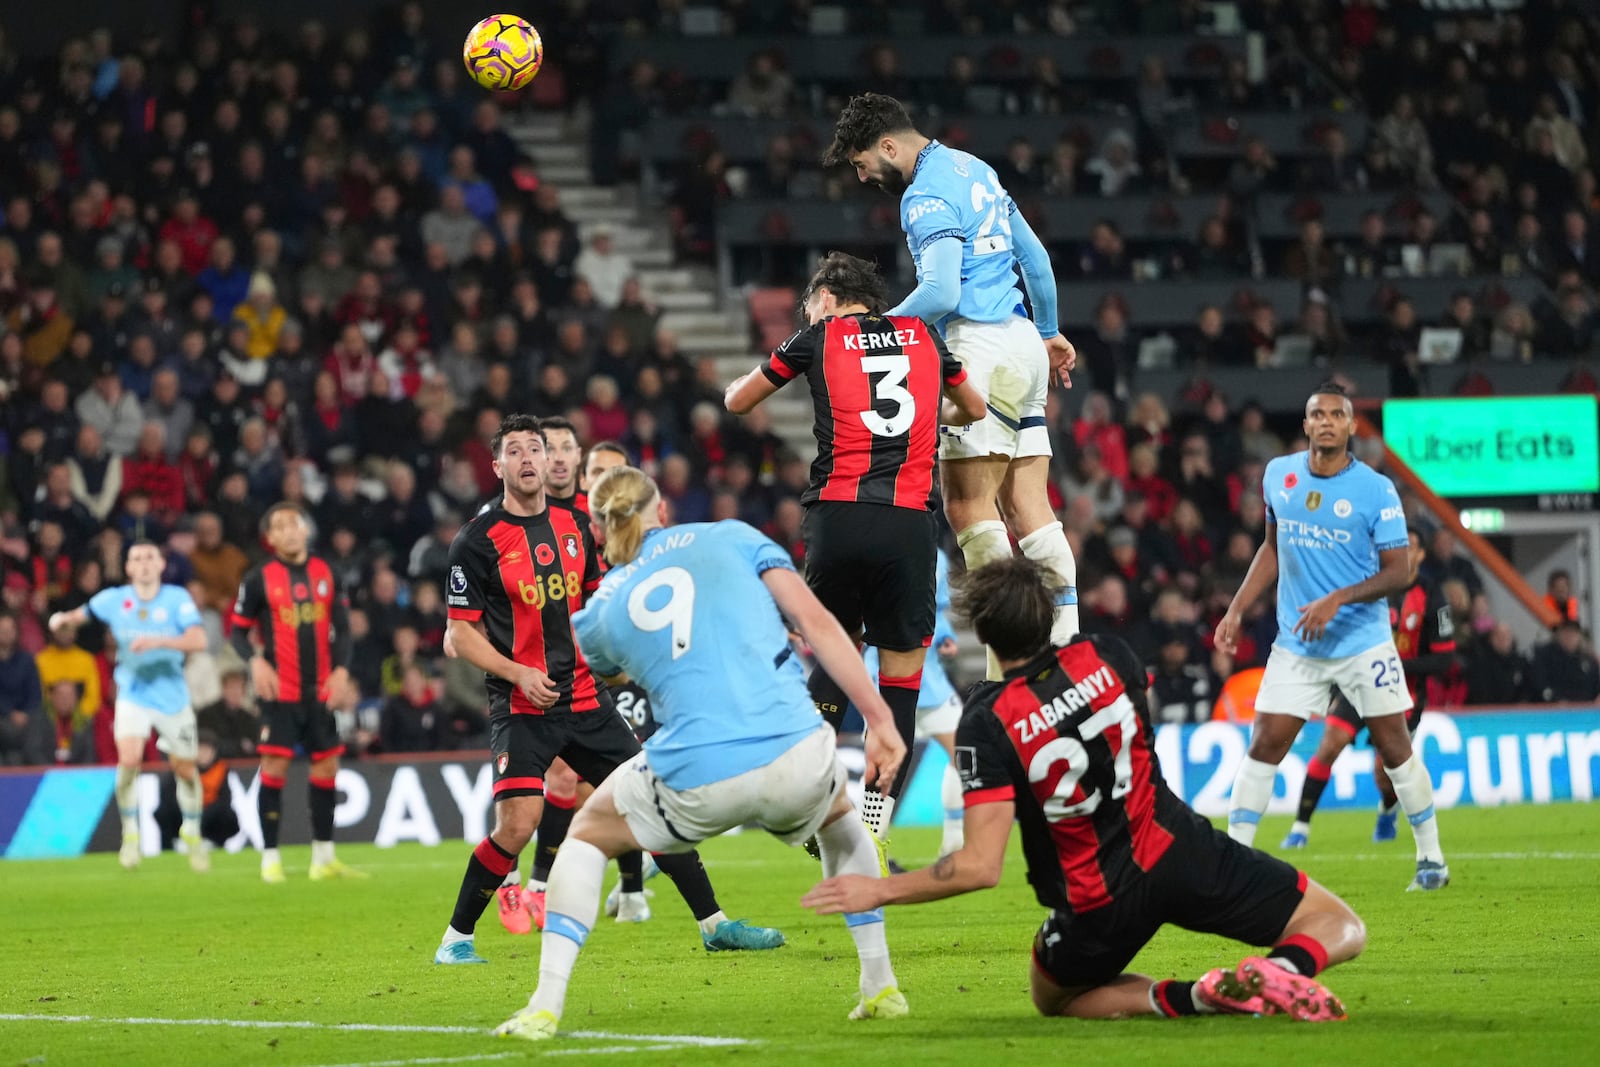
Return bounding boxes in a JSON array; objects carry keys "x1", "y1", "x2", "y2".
[
  {"x1": 561, "y1": 532, "x2": 580, "y2": 560},
  {"x1": 496, "y1": 752, "x2": 509, "y2": 774}
]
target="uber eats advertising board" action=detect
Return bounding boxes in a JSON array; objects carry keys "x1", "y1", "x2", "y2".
[{"x1": 1382, "y1": 396, "x2": 1600, "y2": 498}]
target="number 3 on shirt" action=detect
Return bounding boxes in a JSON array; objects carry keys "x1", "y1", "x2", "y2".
[
  {"x1": 859, "y1": 354, "x2": 915, "y2": 437},
  {"x1": 628, "y1": 566, "x2": 695, "y2": 658}
]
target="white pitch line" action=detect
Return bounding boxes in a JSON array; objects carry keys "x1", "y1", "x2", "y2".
[
  {"x1": 0, "y1": 1014, "x2": 754, "y2": 1046},
  {"x1": 1343, "y1": 850, "x2": 1600, "y2": 861},
  {"x1": 544, "y1": 1047, "x2": 679, "y2": 1057},
  {"x1": 310, "y1": 1054, "x2": 520, "y2": 1067}
]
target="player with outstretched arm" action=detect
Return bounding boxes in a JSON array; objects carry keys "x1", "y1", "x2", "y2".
[
  {"x1": 494, "y1": 466, "x2": 908, "y2": 1042},
  {"x1": 804, "y1": 557, "x2": 1366, "y2": 1022}
]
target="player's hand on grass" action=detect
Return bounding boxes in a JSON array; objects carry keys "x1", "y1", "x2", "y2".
[
  {"x1": 514, "y1": 665, "x2": 560, "y2": 708},
  {"x1": 1213, "y1": 611, "x2": 1241, "y2": 656},
  {"x1": 801, "y1": 875, "x2": 885, "y2": 915},
  {"x1": 863, "y1": 728, "x2": 906, "y2": 793},
  {"x1": 1045, "y1": 335, "x2": 1077, "y2": 388},
  {"x1": 251, "y1": 656, "x2": 280, "y2": 701},
  {"x1": 321, "y1": 666, "x2": 350, "y2": 703},
  {"x1": 1294, "y1": 592, "x2": 1345, "y2": 642}
]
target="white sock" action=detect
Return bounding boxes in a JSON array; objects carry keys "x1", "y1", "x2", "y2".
[
  {"x1": 441, "y1": 924, "x2": 474, "y2": 947},
  {"x1": 1188, "y1": 983, "x2": 1220, "y2": 1013},
  {"x1": 262, "y1": 847, "x2": 281, "y2": 868},
  {"x1": 502, "y1": 866, "x2": 522, "y2": 889},
  {"x1": 1380, "y1": 799, "x2": 1400, "y2": 817},
  {"x1": 1018, "y1": 521, "x2": 1079, "y2": 645},
  {"x1": 1384, "y1": 754, "x2": 1444, "y2": 864},
  {"x1": 1227, "y1": 757, "x2": 1278, "y2": 847},
  {"x1": 940, "y1": 763, "x2": 965, "y2": 856},
  {"x1": 527, "y1": 878, "x2": 547, "y2": 893},
  {"x1": 696, "y1": 909, "x2": 730, "y2": 937},
  {"x1": 817, "y1": 815, "x2": 897, "y2": 998},
  {"x1": 176, "y1": 773, "x2": 202, "y2": 835},
  {"x1": 311, "y1": 839, "x2": 335, "y2": 866},
  {"x1": 1289, "y1": 819, "x2": 1311, "y2": 840},
  {"x1": 529, "y1": 838, "x2": 607, "y2": 1019},
  {"x1": 956, "y1": 520, "x2": 1013, "y2": 681},
  {"x1": 116, "y1": 764, "x2": 139, "y2": 833}
]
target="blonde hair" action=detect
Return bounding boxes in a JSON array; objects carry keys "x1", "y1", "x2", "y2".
[{"x1": 588, "y1": 465, "x2": 661, "y2": 566}]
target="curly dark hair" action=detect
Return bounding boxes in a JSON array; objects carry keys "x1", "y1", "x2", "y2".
[
  {"x1": 801, "y1": 252, "x2": 889, "y2": 314},
  {"x1": 823, "y1": 92, "x2": 919, "y2": 167},
  {"x1": 953, "y1": 557, "x2": 1057, "y2": 664},
  {"x1": 492, "y1": 412, "x2": 547, "y2": 457}
]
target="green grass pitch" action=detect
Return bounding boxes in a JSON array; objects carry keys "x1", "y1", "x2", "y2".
[{"x1": 3, "y1": 804, "x2": 1597, "y2": 1066}]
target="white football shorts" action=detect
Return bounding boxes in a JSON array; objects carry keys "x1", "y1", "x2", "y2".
[
  {"x1": 939, "y1": 315, "x2": 1051, "y2": 461},
  {"x1": 611, "y1": 725, "x2": 843, "y2": 854},
  {"x1": 916, "y1": 693, "x2": 962, "y2": 738},
  {"x1": 113, "y1": 699, "x2": 199, "y2": 760},
  {"x1": 1254, "y1": 640, "x2": 1414, "y2": 722}
]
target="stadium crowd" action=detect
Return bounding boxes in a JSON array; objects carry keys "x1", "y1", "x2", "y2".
[{"x1": 2, "y1": 1, "x2": 1599, "y2": 770}]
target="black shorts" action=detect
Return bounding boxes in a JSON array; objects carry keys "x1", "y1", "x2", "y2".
[
  {"x1": 801, "y1": 501, "x2": 936, "y2": 652},
  {"x1": 258, "y1": 700, "x2": 344, "y2": 761},
  {"x1": 490, "y1": 705, "x2": 642, "y2": 801},
  {"x1": 1031, "y1": 814, "x2": 1307, "y2": 990},
  {"x1": 1326, "y1": 692, "x2": 1424, "y2": 742}
]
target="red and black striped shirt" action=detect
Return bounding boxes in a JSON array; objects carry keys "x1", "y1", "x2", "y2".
[
  {"x1": 445, "y1": 499, "x2": 603, "y2": 717},
  {"x1": 1392, "y1": 578, "x2": 1455, "y2": 707},
  {"x1": 763, "y1": 314, "x2": 966, "y2": 512},
  {"x1": 231, "y1": 556, "x2": 349, "y2": 704},
  {"x1": 957, "y1": 635, "x2": 1185, "y2": 915}
]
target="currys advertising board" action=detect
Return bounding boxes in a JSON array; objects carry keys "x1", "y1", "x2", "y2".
[{"x1": 3, "y1": 710, "x2": 1598, "y2": 859}]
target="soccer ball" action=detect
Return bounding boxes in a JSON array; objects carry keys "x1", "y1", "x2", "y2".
[{"x1": 462, "y1": 14, "x2": 544, "y2": 92}]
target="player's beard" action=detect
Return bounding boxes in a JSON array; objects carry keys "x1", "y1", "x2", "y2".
[{"x1": 870, "y1": 170, "x2": 908, "y2": 195}]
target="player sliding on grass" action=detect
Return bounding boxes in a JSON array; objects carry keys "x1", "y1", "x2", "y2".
[
  {"x1": 1218, "y1": 383, "x2": 1448, "y2": 891},
  {"x1": 495, "y1": 466, "x2": 909, "y2": 1042},
  {"x1": 51, "y1": 541, "x2": 208, "y2": 872},
  {"x1": 1283, "y1": 526, "x2": 1457, "y2": 849},
  {"x1": 804, "y1": 557, "x2": 1365, "y2": 1022}
]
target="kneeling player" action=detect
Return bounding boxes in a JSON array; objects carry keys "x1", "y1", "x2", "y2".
[
  {"x1": 494, "y1": 467, "x2": 908, "y2": 1041},
  {"x1": 804, "y1": 558, "x2": 1368, "y2": 1022}
]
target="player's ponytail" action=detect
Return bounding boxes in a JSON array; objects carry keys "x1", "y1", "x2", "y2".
[{"x1": 589, "y1": 465, "x2": 661, "y2": 566}]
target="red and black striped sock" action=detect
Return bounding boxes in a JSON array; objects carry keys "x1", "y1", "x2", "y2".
[
  {"x1": 1295, "y1": 755, "x2": 1335, "y2": 823},
  {"x1": 530, "y1": 792, "x2": 575, "y2": 885},
  {"x1": 879, "y1": 670, "x2": 922, "y2": 800},
  {"x1": 1270, "y1": 934, "x2": 1329, "y2": 977},
  {"x1": 1151, "y1": 978, "x2": 1204, "y2": 1017},
  {"x1": 618, "y1": 850, "x2": 644, "y2": 893},
  {"x1": 450, "y1": 837, "x2": 518, "y2": 936},
  {"x1": 259, "y1": 773, "x2": 285, "y2": 850},
  {"x1": 309, "y1": 775, "x2": 337, "y2": 842}
]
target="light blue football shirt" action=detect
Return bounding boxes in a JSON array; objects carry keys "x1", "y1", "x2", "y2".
[
  {"x1": 573, "y1": 521, "x2": 822, "y2": 790},
  {"x1": 900, "y1": 140, "x2": 1028, "y2": 331},
  {"x1": 1263, "y1": 452, "x2": 1408, "y2": 659},
  {"x1": 87, "y1": 584, "x2": 202, "y2": 714},
  {"x1": 864, "y1": 549, "x2": 956, "y2": 709}
]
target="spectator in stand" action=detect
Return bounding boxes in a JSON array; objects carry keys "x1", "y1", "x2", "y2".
[
  {"x1": 188, "y1": 512, "x2": 250, "y2": 615},
  {"x1": 1465, "y1": 623, "x2": 1531, "y2": 706},
  {"x1": 1527, "y1": 621, "x2": 1600, "y2": 703},
  {"x1": 1544, "y1": 571, "x2": 1580, "y2": 626},
  {"x1": 45, "y1": 678, "x2": 103, "y2": 764},
  {"x1": 0, "y1": 613, "x2": 50, "y2": 766},
  {"x1": 33, "y1": 620, "x2": 100, "y2": 729},
  {"x1": 573, "y1": 225, "x2": 633, "y2": 310},
  {"x1": 121, "y1": 422, "x2": 185, "y2": 522},
  {"x1": 76, "y1": 363, "x2": 144, "y2": 456},
  {"x1": 1424, "y1": 527, "x2": 1485, "y2": 597},
  {"x1": 1060, "y1": 446, "x2": 1124, "y2": 528},
  {"x1": 379, "y1": 664, "x2": 445, "y2": 753},
  {"x1": 154, "y1": 730, "x2": 238, "y2": 848},
  {"x1": 66, "y1": 426, "x2": 123, "y2": 523}
]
